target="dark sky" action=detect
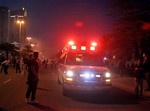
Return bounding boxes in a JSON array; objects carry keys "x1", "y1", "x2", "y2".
[{"x1": 0, "y1": 0, "x2": 113, "y2": 57}]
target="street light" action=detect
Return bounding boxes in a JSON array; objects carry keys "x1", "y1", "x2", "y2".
[
  {"x1": 17, "y1": 20, "x2": 24, "y2": 50},
  {"x1": 31, "y1": 43, "x2": 35, "y2": 47},
  {"x1": 26, "y1": 37, "x2": 31, "y2": 44}
]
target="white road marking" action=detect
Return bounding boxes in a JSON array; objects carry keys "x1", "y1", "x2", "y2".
[{"x1": 3, "y1": 79, "x2": 11, "y2": 84}]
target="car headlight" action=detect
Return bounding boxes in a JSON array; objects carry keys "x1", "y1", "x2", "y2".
[
  {"x1": 105, "y1": 72, "x2": 110, "y2": 78},
  {"x1": 66, "y1": 70, "x2": 74, "y2": 77}
]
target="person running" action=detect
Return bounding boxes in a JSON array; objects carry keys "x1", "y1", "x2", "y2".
[
  {"x1": 25, "y1": 52, "x2": 40, "y2": 104},
  {"x1": 1, "y1": 59, "x2": 10, "y2": 75}
]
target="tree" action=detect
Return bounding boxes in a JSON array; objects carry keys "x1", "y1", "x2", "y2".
[
  {"x1": 20, "y1": 45, "x2": 33, "y2": 57},
  {"x1": 110, "y1": 0, "x2": 150, "y2": 60},
  {"x1": 0, "y1": 42, "x2": 19, "y2": 59}
]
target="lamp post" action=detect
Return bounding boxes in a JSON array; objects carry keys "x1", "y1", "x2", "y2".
[{"x1": 17, "y1": 20, "x2": 24, "y2": 50}]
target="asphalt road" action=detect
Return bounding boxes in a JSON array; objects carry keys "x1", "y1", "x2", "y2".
[{"x1": 0, "y1": 66, "x2": 150, "y2": 111}]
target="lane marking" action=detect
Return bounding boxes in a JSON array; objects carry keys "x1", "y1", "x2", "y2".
[{"x1": 3, "y1": 79, "x2": 11, "y2": 84}]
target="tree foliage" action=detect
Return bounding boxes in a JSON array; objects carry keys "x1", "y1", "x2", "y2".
[
  {"x1": 0, "y1": 42, "x2": 19, "y2": 58},
  {"x1": 21, "y1": 45, "x2": 33, "y2": 57},
  {"x1": 110, "y1": 0, "x2": 150, "y2": 60}
]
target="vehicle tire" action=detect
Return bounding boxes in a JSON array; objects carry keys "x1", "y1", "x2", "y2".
[
  {"x1": 63, "y1": 87, "x2": 69, "y2": 96},
  {"x1": 63, "y1": 88, "x2": 68, "y2": 96}
]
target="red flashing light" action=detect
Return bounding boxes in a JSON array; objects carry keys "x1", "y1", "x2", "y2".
[
  {"x1": 81, "y1": 46, "x2": 86, "y2": 50},
  {"x1": 90, "y1": 46, "x2": 95, "y2": 51},
  {"x1": 68, "y1": 41, "x2": 74, "y2": 45},
  {"x1": 71, "y1": 45, "x2": 77, "y2": 50},
  {"x1": 91, "y1": 42, "x2": 97, "y2": 46}
]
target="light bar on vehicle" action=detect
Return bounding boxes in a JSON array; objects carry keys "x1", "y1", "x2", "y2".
[
  {"x1": 81, "y1": 46, "x2": 86, "y2": 50},
  {"x1": 71, "y1": 45, "x2": 77, "y2": 50},
  {"x1": 68, "y1": 41, "x2": 98, "y2": 51},
  {"x1": 91, "y1": 42, "x2": 97, "y2": 46},
  {"x1": 90, "y1": 46, "x2": 95, "y2": 50},
  {"x1": 68, "y1": 41, "x2": 74, "y2": 45}
]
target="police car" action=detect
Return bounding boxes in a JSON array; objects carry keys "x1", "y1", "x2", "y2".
[{"x1": 57, "y1": 41, "x2": 111, "y2": 95}]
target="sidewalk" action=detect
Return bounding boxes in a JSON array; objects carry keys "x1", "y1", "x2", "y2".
[{"x1": 112, "y1": 73, "x2": 150, "y2": 97}]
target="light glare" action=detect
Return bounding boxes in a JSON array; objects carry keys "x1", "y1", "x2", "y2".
[
  {"x1": 91, "y1": 42, "x2": 97, "y2": 46},
  {"x1": 71, "y1": 46, "x2": 77, "y2": 50},
  {"x1": 68, "y1": 41, "x2": 74, "y2": 45},
  {"x1": 105, "y1": 72, "x2": 110, "y2": 78},
  {"x1": 66, "y1": 71, "x2": 74, "y2": 77}
]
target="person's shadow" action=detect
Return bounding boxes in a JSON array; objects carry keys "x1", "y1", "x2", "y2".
[{"x1": 30, "y1": 103, "x2": 58, "y2": 111}]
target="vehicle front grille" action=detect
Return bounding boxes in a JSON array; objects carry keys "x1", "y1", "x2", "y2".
[{"x1": 77, "y1": 72, "x2": 102, "y2": 85}]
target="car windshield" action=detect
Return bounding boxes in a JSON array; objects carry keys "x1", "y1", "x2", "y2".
[{"x1": 66, "y1": 53, "x2": 105, "y2": 66}]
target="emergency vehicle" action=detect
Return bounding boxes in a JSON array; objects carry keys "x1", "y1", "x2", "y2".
[{"x1": 57, "y1": 40, "x2": 111, "y2": 95}]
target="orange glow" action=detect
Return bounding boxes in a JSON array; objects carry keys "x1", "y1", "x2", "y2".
[
  {"x1": 66, "y1": 78, "x2": 73, "y2": 81},
  {"x1": 17, "y1": 20, "x2": 24, "y2": 24},
  {"x1": 106, "y1": 79, "x2": 111, "y2": 82}
]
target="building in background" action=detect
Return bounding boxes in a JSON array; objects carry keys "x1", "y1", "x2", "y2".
[
  {"x1": 0, "y1": 6, "x2": 27, "y2": 49},
  {"x1": 10, "y1": 8, "x2": 27, "y2": 49},
  {"x1": 0, "y1": 6, "x2": 9, "y2": 43}
]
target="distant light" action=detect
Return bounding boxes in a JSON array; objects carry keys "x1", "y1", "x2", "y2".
[
  {"x1": 17, "y1": 20, "x2": 24, "y2": 24},
  {"x1": 31, "y1": 44, "x2": 35, "y2": 47},
  {"x1": 104, "y1": 57, "x2": 107, "y2": 60},
  {"x1": 26, "y1": 37, "x2": 31, "y2": 40},
  {"x1": 113, "y1": 56, "x2": 115, "y2": 59}
]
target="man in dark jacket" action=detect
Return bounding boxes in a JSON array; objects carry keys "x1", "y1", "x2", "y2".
[
  {"x1": 25, "y1": 52, "x2": 39, "y2": 104},
  {"x1": 143, "y1": 55, "x2": 150, "y2": 91},
  {"x1": 134, "y1": 59, "x2": 144, "y2": 97}
]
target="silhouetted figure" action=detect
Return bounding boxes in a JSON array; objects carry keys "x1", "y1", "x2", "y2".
[
  {"x1": 26, "y1": 52, "x2": 39, "y2": 104},
  {"x1": 2, "y1": 59, "x2": 10, "y2": 75},
  {"x1": 16, "y1": 58, "x2": 21, "y2": 73},
  {"x1": 134, "y1": 59, "x2": 144, "y2": 97},
  {"x1": 143, "y1": 54, "x2": 150, "y2": 91}
]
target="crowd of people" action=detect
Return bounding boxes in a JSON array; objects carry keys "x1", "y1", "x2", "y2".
[
  {"x1": 107, "y1": 54, "x2": 150, "y2": 98},
  {"x1": 134, "y1": 54, "x2": 150, "y2": 98},
  {"x1": 0, "y1": 52, "x2": 150, "y2": 102},
  {"x1": 0, "y1": 52, "x2": 46, "y2": 104}
]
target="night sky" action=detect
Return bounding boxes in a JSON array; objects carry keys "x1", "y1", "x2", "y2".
[{"x1": 0, "y1": 0, "x2": 113, "y2": 57}]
